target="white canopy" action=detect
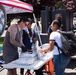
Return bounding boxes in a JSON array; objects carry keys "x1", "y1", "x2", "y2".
[{"x1": 0, "y1": 0, "x2": 34, "y2": 14}]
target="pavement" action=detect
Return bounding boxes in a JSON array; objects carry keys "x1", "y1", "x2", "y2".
[
  {"x1": 0, "y1": 59, "x2": 76, "y2": 75},
  {"x1": 0, "y1": 69, "x2": 36, "y2": 75},
  {"x1": 64, "y1": 59, "x2": 76, "y2": 75}
]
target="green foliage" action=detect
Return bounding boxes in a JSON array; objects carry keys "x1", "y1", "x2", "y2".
[
  {"x1": 55, "y1": 1, "x2": 65, "y2": 9},
  {"x1": 0, "y1": 37, "x2": 4, "y2": 44}
]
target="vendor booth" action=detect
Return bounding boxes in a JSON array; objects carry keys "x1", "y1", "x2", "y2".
[{"x1": 0, "y1": 0, "x2": 53, "y2": 75}]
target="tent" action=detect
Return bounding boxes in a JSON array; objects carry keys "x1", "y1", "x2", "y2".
[
  {"x1": 0, "y1": 0, "x2": 34, "y2": 13},
  {"x1": 0, "y1": 0, "x2": 34, "y2": 35},
  {"x1": 0, "y1": 0, "x2": 42, "y2": 46}
]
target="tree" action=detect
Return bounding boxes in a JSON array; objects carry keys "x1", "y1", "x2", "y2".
[
  {"x1": 62, "y1": 0, "x2": 76, "y2": 12},
  {"x1": 20, "y1": 0, "x2": 76, "y2": 17}
]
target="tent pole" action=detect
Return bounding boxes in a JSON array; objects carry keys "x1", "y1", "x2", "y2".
[{"x1": 33, "y1": 13, "x2": 42, "y2": 48}]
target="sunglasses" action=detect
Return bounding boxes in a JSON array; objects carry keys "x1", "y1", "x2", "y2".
[{"x1": 25, "y1": 23, "x2": 32, "y2": 26}]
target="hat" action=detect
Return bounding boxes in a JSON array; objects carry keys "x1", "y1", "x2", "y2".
[
  {"x1": 17, "y1": 17, "x2": 32, "y2": 23},
  {"x1": 27, "y1": 18, "x2": 32, "y2": 23}
]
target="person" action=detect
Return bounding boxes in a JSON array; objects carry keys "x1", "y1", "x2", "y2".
[
  {"x1": 33, "y1": 22, "x2": 44, "y2": 75},
  {"x1": 3, "y1": 17, "x2": 29, "y2": 75},
  {"x1": 20, "y1": 18, "x2": 37, "y2": 75},
  {"x1": 73, "y1": 21, "x2": 76, "y2": 30},
  {"x1": 45, "y1": 13, "x2": 62, "y2": 75},
  {"x1": 39, "y1": 20, "x2": 70, "y2": 75},
  {"x1": 47, "y1": 13, "x2": 62, "y2": 38},
  {"x1": 47, "y1": 25, "x2": 52, "y2": 38},
  {"x1": 33, "y1": 22, "x2": 41, "y2": 46},
  {"x1": 33, "y1": 22, "x2": 41, "y2": 38},
  {"x1": 55, "y1": 13, "x2": 63, "y2": 30}
]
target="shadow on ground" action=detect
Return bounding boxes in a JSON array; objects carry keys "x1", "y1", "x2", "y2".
[
  {"x1": 65, "y1": 59, "x2": 76, "y2": 75},
  {"x1": 65, "y1": 73, "x2": 76, "y2": 75},
  {"x1": 67, "y1": 59, "x2": 76, "y2": 69}
]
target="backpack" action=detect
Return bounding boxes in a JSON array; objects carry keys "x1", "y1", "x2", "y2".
[{"x1": 55, "y1": 31, "x2": 76, "y2": 57}]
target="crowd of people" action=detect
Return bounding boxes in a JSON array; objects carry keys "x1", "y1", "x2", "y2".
[{"x1": 2, "y1": 13, "x2": 71, "y2": 75}]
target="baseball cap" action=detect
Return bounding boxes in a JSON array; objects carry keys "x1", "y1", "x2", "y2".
[{"x1": 17, "y1": 17, "x2": 32, "y2": 23}]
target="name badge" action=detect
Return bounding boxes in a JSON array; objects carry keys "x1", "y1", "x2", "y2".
[{"x1": 30, "y1": 37, "x2": 32, "y2": 43}]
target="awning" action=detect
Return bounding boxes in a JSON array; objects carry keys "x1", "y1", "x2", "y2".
[{"x1": 0, "y1": 0, "x2": 34, "y2": 13}]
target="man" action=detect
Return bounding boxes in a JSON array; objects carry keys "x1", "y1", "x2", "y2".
[
  {"x1": 20, "y1": 18, "x2": 37, "y2": 75},
  {"x1": 3, "y1": 17, "x2": 29, "y2": 75},
  {"x1": 39, "y1": 20, "x2": 70, "y2": 75}
]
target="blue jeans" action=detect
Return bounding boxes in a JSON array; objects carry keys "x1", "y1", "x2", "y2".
[{"x1": 53, "y1": 53, "x2": 70, "y2": 75}]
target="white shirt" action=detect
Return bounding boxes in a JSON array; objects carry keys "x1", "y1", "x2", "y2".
[
  {"x1": 49, "y1": 30, "x2": 62, "y2": 55},
  {"x1": 34, "y1": 25, "x2": 40, "y2": 34}
]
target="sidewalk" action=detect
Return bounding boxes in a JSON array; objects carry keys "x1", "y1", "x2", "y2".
[
  {"x1": 1, "y1": 59, "x2": 76, "y2": 75},
  {"x1": 0, "y1": 69, "x2": 36, "y2": 75},
  {"x1": 0, "y1": 68, "x2": 76, "y2": 75}
]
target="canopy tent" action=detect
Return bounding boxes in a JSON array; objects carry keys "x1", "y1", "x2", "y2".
[
  {"x1": 3, "y1": 5, "x2": 33, "y2": 14},
  {"x1": 0, "y1": 0, "x2": 34, "y2": 13},
  {"x1": 0, "y1": 0, "x2": 42, "y2": 46},
  {"x1": 0, "y1": 0, "x2": 34, "y2": 35},
  {"x1": 0, "y1": 0, "x2": 33, "y2": 36}
]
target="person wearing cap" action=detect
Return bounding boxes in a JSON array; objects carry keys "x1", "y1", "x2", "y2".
[
  {"x1": 39, "y1": 20, "x2": 70, "y2": 75},
  {"x1": 20, "y1": 18, "x2": 37, "y2": 75},
  {"x1": 3, "y1": 17, "x2": 30, "y2": 75}
]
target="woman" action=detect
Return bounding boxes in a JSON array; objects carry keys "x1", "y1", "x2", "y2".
[{"x1": 39, "y1": 20, "x2": 70, "y2": 75}]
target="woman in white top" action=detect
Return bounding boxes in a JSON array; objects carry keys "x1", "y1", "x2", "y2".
[{"x1": 39, "y1": 20, "x2": 70, "y2": 75}]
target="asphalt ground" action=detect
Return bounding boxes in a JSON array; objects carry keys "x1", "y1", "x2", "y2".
[
  {"x1": 0, "y1": 59, "x2": 76, "y2": 75},
  {"x1": 65, "y1": 59, "x2": 76, "y2": 75}
]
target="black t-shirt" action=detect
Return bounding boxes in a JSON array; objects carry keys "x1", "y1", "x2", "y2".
[
  {"x1": 22, "y1": 28, "x2": 36, "y2": 50},
  {"x1": 48, "y1": 25, "x2": 52, "y2": 34}
]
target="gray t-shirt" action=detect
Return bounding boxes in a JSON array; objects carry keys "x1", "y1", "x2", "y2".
[{"x1": 3, "y1": 24, "x2": 22, "y2": 64}]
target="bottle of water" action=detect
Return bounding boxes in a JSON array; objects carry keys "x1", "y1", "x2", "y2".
[
  {"x1": 35, "y1": 41, "x2": 43, "y2": 59},
  {"x1": 31, "y1": 43, "x2": 36, "y2": 53},
  {"x1": 35, "y1": 40, "x2": 39, "y2": 50}
]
